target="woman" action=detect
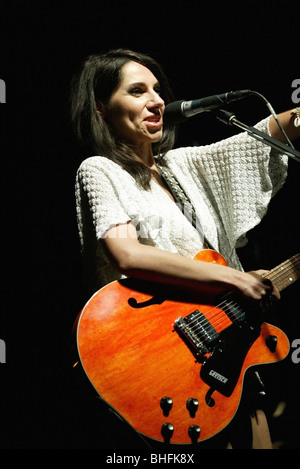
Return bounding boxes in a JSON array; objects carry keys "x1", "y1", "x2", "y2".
[{"x1": 70, "y1": 48, "x2": 300, "y2": 448}]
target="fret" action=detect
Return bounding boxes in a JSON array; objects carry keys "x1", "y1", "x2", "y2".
[{"x1": 266, "y1": 254, "x2": 300, "y2": 293}]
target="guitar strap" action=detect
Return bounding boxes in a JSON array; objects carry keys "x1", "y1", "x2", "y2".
[{"x1": 157, "y1": 163, "x2": 213, "y2": 250}]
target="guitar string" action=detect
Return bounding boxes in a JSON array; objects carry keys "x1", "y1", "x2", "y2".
[
  {"x1": 181, "y1": 255, "x2": 300, "y2": 341},
  {"x1": 267, "y1": 256, "x2": 300, "y2": 279},
  {"x1": 184, "y1": 255, "x2": 300, "y2": 342},
  {"x1": 189, "y1": 256, "x2": 300, "y2": 334},
  {"x1": 185, "y1": 291, "x2": 246, "y2": 338},
  {"x1": 267, "y1": 255, "x2": 300, "y2": 288},
  {"x1": 186, "y1": 256, "x2": 300, "y2": 342}
]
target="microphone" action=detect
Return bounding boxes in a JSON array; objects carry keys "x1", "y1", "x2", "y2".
[{"x1": 163, "y1": 90, "x2": 251, "y2": 124}]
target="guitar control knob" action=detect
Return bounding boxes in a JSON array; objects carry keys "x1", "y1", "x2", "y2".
[
  {"x1": 161, "y1": 422, "x2": 174, "y2": 443},
  {"x1": 188, "y1": 424, "x2": 201, "y2": 443},
  {"x1": 160, "y1": 396, "x2": 173, "y2": 416},
  {"x1": 186, "y1": 398, "x2": 199, "y2": 417},
  {"x1": 265, "y1": 335, "x2": 278, "y2": 352}
]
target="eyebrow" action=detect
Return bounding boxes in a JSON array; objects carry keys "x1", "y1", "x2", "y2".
[{"x1": 128, "y1": 81, "x2": 160, "y2": 88}]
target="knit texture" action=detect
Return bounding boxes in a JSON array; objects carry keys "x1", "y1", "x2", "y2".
[{"x1": 75, "y1": 117, "x2": 288, "y2": 294}]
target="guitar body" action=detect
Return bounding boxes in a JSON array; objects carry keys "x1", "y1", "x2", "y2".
[{"x1": 76, "y1": 250, "x2": 291, "y2": 445}]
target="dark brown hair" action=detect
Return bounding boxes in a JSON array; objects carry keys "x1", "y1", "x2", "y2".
[{"x1": 70, "y1": 48, "x2": 176, "y2": 189}]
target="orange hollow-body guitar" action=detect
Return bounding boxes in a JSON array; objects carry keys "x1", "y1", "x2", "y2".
[{"x1": 75, "y1": 250, "x2": 299, "y2": 445}]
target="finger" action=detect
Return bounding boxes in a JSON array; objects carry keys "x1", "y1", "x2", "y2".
[
  {"x1": 256, "y1": 269, "x2": 270, "y2": 276},
  {"x1": 262, "y1": 278, "x2": 280, "y2": 300}
]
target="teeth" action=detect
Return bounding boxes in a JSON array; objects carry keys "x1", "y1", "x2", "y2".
[{"x1": 146, "y1": 117, "x2": 159, "y2": 122}]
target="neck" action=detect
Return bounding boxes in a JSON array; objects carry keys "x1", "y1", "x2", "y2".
[{"x1": 133, "y1": 144, "x2": 155, "y2": 168}]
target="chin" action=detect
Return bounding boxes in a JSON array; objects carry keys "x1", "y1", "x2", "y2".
[{"x1": 150, "y1": 131, "x2": 163, "y2": 143}]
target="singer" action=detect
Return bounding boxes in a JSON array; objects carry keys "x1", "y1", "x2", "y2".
[{"x1": 70, "y1": 49, "x2": 300, "y2": 449}]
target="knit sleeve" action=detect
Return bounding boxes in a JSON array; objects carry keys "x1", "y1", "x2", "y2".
[
  {"x1": 168, "y1": 117, "x2": 289, "y2": 251},
  {"x1": 75, "y1": 157, "x2": 131, "y2": 246}
]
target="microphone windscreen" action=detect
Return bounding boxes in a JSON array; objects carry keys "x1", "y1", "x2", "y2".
[{"x1": 163, "y1": 100, "x2": 185, "y2": 124}]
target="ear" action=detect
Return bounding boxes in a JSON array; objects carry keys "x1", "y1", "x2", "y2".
[{"x1": 96, "y1": 102, "x2": 106, "y2": 117}]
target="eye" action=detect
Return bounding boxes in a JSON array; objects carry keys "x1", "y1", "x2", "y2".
[{"x1": 129, "y1": 86, "x2": 143, "y2": 96}]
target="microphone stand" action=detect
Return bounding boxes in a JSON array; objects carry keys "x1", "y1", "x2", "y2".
[{"x1": 214, "y1": 109, "x2": 300, "y2": 164}]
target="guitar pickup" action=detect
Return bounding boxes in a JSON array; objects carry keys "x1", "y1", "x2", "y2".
[{"x1": 174, "y1": 310, "x2": 219, "y2": 357}]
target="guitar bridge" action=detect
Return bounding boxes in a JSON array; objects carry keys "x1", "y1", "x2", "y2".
[{"x1": 174, "y1": 310, "x2": 219, "y2": 358}]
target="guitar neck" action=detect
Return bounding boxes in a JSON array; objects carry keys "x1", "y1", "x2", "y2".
[{"x1": 265, "y1": 253, "x2": 300, "y2": 293}]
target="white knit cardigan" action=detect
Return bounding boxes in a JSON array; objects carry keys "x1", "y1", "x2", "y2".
[{"x1": 75, "y1": 117, "x2": 288, "y2": 295}]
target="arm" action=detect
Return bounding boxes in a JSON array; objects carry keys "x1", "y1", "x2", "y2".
[
  {"x1": 103, "y1": 221, "x2": 276, "y2": 302},
  {"x1": 269, "y1": 108, "x2": 300, "y2": 143}
]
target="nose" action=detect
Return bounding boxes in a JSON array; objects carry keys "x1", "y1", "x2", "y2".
[{"x1": 147, "y1": 90, "x2": 165, "y2": 110}]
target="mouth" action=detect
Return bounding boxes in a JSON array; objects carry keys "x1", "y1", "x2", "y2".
[{"x1": 144, "y1": 113, "x2": 163, "y2": 127}]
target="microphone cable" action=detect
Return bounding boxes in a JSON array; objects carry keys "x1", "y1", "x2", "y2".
[{"x1": 250, "y1": 90, "x2": 295, "y2": 149}]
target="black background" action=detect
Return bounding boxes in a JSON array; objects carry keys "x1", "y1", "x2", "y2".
[{"x1": 1, "y1": 1, "x2": 300, "y2": 449}]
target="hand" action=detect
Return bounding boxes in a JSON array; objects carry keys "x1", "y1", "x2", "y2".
[
  {"x1": 240, "y1": 269, "x2": 279, "y2": 298},
  {"x1": 245, "y1": 269, "x2": 280, "y2": 312}
]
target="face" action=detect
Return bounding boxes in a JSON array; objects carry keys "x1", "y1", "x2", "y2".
[{"x1": 103, "y1": 61, "x2": 165, "y2": 149}]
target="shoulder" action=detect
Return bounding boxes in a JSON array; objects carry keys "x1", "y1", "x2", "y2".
[
  {"x1": 77, "y1": 155, "x2": 121, "y2": 172},
  {"x1": 76, "y1": 156, "x2": 129, "y2": 182},
  {"x1": 76, "y1": 156, "x2": 136, "y2": 198}
]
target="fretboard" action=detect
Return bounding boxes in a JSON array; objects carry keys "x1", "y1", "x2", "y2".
[{"x1": 265, "y1": 253, "x2": 300, "y2": 293}]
